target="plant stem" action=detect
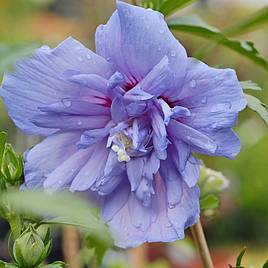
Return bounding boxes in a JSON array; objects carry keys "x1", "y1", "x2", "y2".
[
  {"x1": 129, "y1": 244, "x2": 148, "y2": 268},
  {"x1": 7, "y1": 213, "x2": 22, "y2": 240},
  {"x1": 190, "y1": 219, "x2": 214, "y2": 268}
]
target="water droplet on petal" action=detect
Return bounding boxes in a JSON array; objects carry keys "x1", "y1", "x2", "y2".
[
  {"x1": 86, "y1": 54, "x2": 91, "y2": 60},
  {"x1": 62, "y1": 99, "x2": 71, "y2": 107},
  {"x1": 190, "y1": 79, "x2": 196, "y2": 88},
  {"x1": 211, "y1": 122, "x2": 217, "y2": 129},
  {"x1": 41, "y1": 45, "x2": 49, "y2": 50},
  {"x1": 75, "y1": 45, "x2": 81, "y2": 50},
  {"x1": 186, "y1": 136, "x2": 192, "y2": 141},
  {"x1": 169, "y1": 203, "x2": 176, "y2": 209},
  {"x1": 201, "y1": 96, "x2": 207, "y2": 104},
  {"x1": 77, "y1": 120, "x2": 82, "y2": 126},
  {"x1": 157, "y1": 46, "x2": 162, "y2": 51},
  {"x1": 170, "y1": 50, "x2": 176, "y2": 57},
  {"x1": 159, "y1": 29, "x2": 165, "y2": 34},
  {"x1": 77, "y1": 56, "x2": 83, "y2": 62}
]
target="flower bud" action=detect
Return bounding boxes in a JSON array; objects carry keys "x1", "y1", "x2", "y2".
[
  {"x1": 199, "y1": 166, "x2": 229, "y2": 196},
  {"x1": 13, "y1": 225, "x2": 50, "y2": 268},
  {"x1": 1, "y1": 143, "x2": 23, "y2": 187}
]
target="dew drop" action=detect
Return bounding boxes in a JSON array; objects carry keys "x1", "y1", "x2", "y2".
[
  {"x1": 190, "y1": 79, "x2": 196, "y2": 88},
  {"x1": 77, "y1": 120, "x2": 82, "y2": 126},
  {"x1": 62, "y1": 99, "x2": 71, "y2": 107},
  {"x1": 77, "y1": 56, "x2": 83, "y2": 62},
  {"x1": 159, "y1": 29, "x2": 165, "y2": 34},
  {"x1": 75, "y1": 45, "x2": 81, "y2": 50},
  {"x1": 86, "y1": 54, "x2": 92, "y2": 60},
  {"x1": 186, "y1": 136, "x2": 192, "y2": 141},
  {"x1": 41, "y1": 45, "x2": 49, "y2": 50},
  {"x1": 157, "y1": 46, "x2": 162, "y2": 51},
  {"x1": 201, "y1": 96, "x2": 207, "y2": 104},
  {"x1": 169, "y1": 203, "x2": 176, "y2": 209},
  {"x1": 71, "y1": 168, "x2": 75, "y2": 173},
  {"x1": 170, "y1": 50, "x2": 176, "y2": 57},
  {"x1": 211, "y1": 122, "x2": 217, "y2": 129}
]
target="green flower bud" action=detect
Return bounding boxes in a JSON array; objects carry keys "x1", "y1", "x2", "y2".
[
  {"x1": 39, "y1": 262, "x2": 66, "y2": 268},
  {"x1": 199, "y1": 166, "x2": 229, "y2": 196},
  {"x1": 13, "y1": 225, "x2": 49, "y2": 268},
  {"x1": 1, "y1": 143, "x2": 23, "y2": 187}
]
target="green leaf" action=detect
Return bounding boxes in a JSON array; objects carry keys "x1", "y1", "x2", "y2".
[
  {"x1": 0, "y1": 190, "x2": 113, "y2": 248},
  {"x1": 0, "y1": 132, "x2": 7, "y2": 164},
  {"x1": 245, "y1": 93, "x2": 268, "y2": 127},
  {"x1": 225, "y1": 6, "x2": 268, "y2": 37},
  {"x1": 240, "y1": 80, "x2": 262, "y2": 91},
  {"x1": 168, "y1": 16, "x2": 268, "y2": 70},
  {"x1": 86, "y1": 233, "x2": 110, "y2": 265},
  {"x1": 263, "y1": 260, "x2": 268, "y2": 268},
  {"x1": 236, "y1": 247, "x2": 247, "y2": 266},
  {"x1": 200, "y1": 194, "x2": 219, "y2": 211},
  {"x1": 0, "y1": 43, "x2": 38, "y2": 75},
  {"x1": 159, "y1": 0, "x2": 196, "y2": 16}
]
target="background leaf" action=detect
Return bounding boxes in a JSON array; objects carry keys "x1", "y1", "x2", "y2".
[
  {"x1": 200, "y1": 194, "x2": 219, "y2": 211},
  {"x1": 245, "y1": 93, "x2": 268, "y2": 126},
  {"x1": 168, "y1": 16, "x2": 268, "y2": 70},
  {"x1": 225, "y1": 6, "x2": 268, "y2": 37},
  {"x1": 263, "y1": 260, "x2": 268, "y2": 268},
  {"x1": 0, "y1": 190, "x2": 113, "y2": 248},
  {"x1": 159, "y1": 0, "x2": 195, "y2": 16}
]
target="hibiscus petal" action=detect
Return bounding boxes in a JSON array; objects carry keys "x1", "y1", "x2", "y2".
[
  {"x1": 70, "y1": 141, "x2": 109, "y2": 191},
  {"x1": 168, "y1": 119, "x2": 217, "y2": 154},
  {"x1": 177, "y1": 58, "x2": 247, "y2": 130},
  {"x1": 95, "y1": 1, "x2": 187, "y2": 92},
  {"x1": 126, "y1": 157, "x2": 145, "y2": 191},
  {"x1": 167, "y1": 182, "x2": 200, "y2": 238},
  {"x1": 0, "y1": 37, "x2": 114, "y2": 135},
  {"x1": 43, "y1": 148, "x2": 93, "y2": 190},
  {"x1": 24, "y1": 131, "x2": 81, "y2": 188},
  {"x1": 31, "y1": 114, "x2": 110, "y2": 131}
]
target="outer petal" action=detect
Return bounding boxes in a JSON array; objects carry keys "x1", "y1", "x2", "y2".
[
  {"x1": 102, "y1": 174, "x2": 199, "y2": 248},
  {"x1": 177, "y1": 58, "x2": 247, "y2": 129},
  {"x1": 95, "y1": 1, "x2": 187, "y2": 93},
  {"x1": 0, "y1": 37, "x2": 114, "y2": 135},
  {"x1": 24, "y1": 131, "x2": 82, "y2": 188}
]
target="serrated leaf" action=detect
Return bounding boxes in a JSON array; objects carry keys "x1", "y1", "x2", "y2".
[
  {"x1": 236, "y1": 247, "x2": 247, "y2": 266},
  {"x1": 159, "y1": 0, "x2": 196, "y2": 16},
  {"x1": 240, "y1": 80, "x2": 262, "y2": 91},
  {"x1": 200, "y1": 194, "x2": 219, "y2": 211},
  {"x1": 0, "y1": 190, "x2": 113, "y2": 248},
  {"x1": 225, "y1": 6, "x2": 268, "y2": 37},
  {"x1": 168, "y1": 16, "x2": 268, "y2": 70},
  {"x1": 245, "y1": 93, "x2": 268, "y2": 126}
]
